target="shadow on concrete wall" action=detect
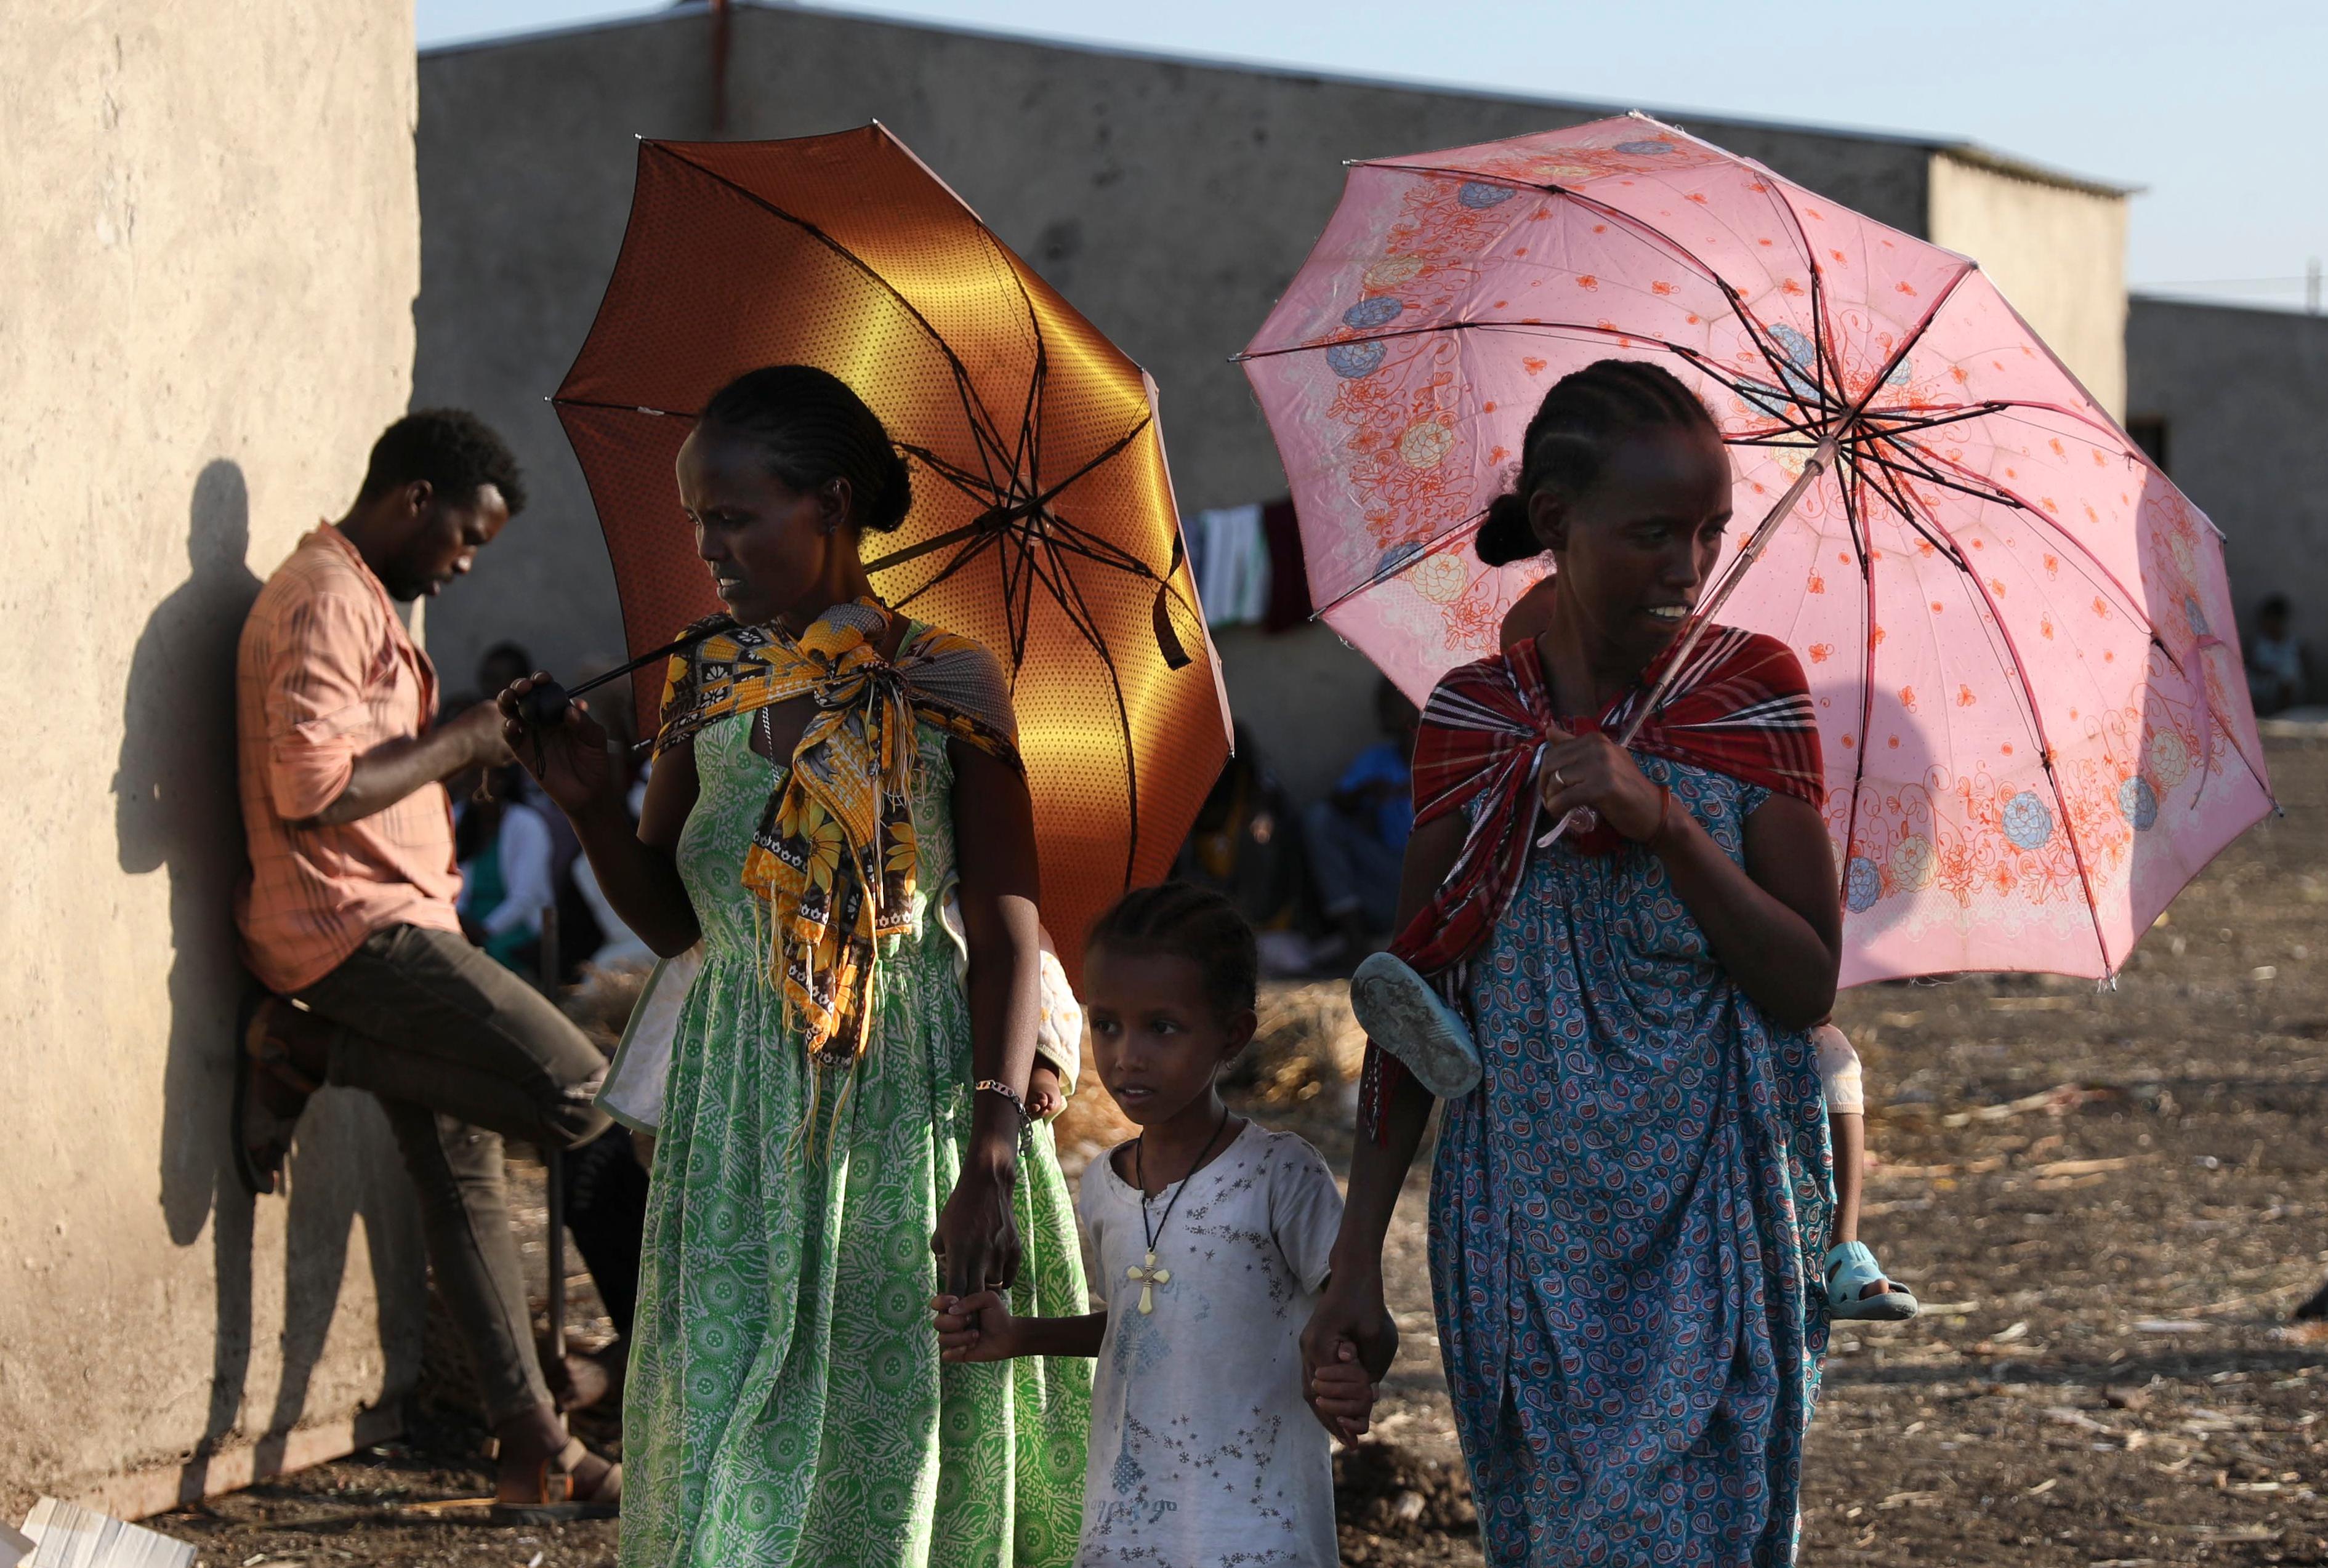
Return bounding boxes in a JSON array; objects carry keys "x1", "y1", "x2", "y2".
[{"x1": 118, "y1": 461, "x2": 418, "y2": 1501}]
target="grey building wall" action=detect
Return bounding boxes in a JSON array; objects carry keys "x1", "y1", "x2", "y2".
[
  {"x1": 2127, "y1": 299, "x2": 2328, "y2": 681},
  {"x1": 2, "y1": 0, "x2": 423, "y2": 1517},
  {"x1": 415, "y1": 4, "x2": 1947, "y2": 797}
]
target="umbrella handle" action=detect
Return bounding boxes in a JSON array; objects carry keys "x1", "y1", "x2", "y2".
[
  {"x1": 1536, "y1": 438, "x2": 1836, "y2": 850},
  {"x1": 512, "y1": 618, "x2": 739, "y2": 731}
]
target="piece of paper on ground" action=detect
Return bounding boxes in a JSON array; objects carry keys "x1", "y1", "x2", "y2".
[{"x1": 18, "y1": 1500, "x2": 194, "y2": 1568}]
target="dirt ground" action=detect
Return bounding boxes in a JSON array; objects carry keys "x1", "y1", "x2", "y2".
[{"x1": 151, "y1": 737, "x2": 2328, "y2": 1566}]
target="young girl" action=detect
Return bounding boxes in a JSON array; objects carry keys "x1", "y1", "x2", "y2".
[
  {"x1": 1307, "y1": 359, "x2": 1842, "y2": 1566},
  {"x1": 502, "y1": 365, "x2": 1088, "y2": 1567},
  {"x1": 934, "y1": 885, "x2": 1381, "y2": 1567}
]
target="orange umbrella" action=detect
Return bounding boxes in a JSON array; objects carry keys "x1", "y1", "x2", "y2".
[{"x1": 554, "y1": 125, "x2": 1228, "y2": 967}]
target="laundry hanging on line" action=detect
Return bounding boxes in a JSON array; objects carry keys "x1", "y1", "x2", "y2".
[{"x1": 1186, "y1": 499, "x2": 1311, "y2": 632}]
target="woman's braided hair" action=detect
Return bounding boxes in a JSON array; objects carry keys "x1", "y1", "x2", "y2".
[
  {"x1": 699, "y1": 364, "x2": 913, "y2": 534},
  {"x1": 1475, "y1": 359, "x2": 1720, "y2": 566},
  {"x1": 1086, "y1": 882, "x2": 1259, "y2": 1023}
]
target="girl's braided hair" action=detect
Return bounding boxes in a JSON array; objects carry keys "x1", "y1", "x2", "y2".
[
  {"x1": 1475, "y1": 359, "x2": 1720, "y2": 567},
  {"x1": 699, "y1": 364, "x2": 913, "y2": 533},
  {"x1": 1087, "y1": 882, "x2": 1259, "y2": 1023}
]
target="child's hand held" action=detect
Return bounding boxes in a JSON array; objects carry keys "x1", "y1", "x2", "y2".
[
  {"x1": 929, "y1": 1289, "x2": 1016, "y2": 1362},
  {"x1": 1308, "y1": 1337, "x2": 1379, "y2": 1444}
]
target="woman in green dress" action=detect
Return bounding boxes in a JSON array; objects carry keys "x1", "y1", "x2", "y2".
[{"x1": 502, "y1": 365, "x2": 1089, "y2": 1566}]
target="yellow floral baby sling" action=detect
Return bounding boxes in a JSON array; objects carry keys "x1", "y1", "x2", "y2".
[{"x1": 654, "y1": 600, "x2": 1021, "y2": 1066}]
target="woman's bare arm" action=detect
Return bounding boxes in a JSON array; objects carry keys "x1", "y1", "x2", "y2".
[
  {"x1": 936, "y1": 738, "x2": 1044, "y2": 1295},
  {"x1": 1298, "y1": 808, "x2": 1463, "y2": 1429},
  {"x1": 1672, "y1": 790, "x2": 1841, "y2": 1027}
]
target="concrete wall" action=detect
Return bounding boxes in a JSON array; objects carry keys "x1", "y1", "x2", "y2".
[
  {"x1": 1, "y1": 4, "x2": 425, "y2": 1517},
  {"x1": 416, "y1": 4, "x2": 1941, "y2": 799},
  {"x1": 2126, "y1": 299, "x2": 2328, "y2": 678},
  {"x1": 1929, "y1": 150, "x2": 2128, "y2": 417}
]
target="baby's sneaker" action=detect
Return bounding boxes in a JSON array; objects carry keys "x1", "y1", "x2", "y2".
[{"x1": 1348, "y1": 952, "x2": 1482, "y2": 1100}]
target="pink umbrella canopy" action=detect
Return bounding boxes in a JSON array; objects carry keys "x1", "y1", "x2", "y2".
[{"x1": 1241, "y1": 113, "x2": 2271, "y2": 984}]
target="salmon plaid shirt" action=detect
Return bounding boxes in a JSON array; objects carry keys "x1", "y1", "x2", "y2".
[{"x1": 234, "y1": 525, "x2": 462, "y2": 994}]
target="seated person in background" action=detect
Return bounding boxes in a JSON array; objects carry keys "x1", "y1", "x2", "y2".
[
  {"x1": 477, "y1": 640, "x2": 536, "y2": 712},
  {"x1": 2247, "y1": 595, "x2": 2306, "y2": 716},
  {"x1": 1303, "y1": 678, "x2": 1420, "y2": 953},
  {"x1": 454, "y1": 762, "x2": 555, "y2": 975},
  {"x1": 481, "y1": 642, "x2": 602, "y2": 975},
  {"x1": 1173, "y1": 719, "x2": 1310, "y2": 947}
]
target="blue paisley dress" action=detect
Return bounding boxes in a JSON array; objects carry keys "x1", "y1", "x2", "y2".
[{"x1": 1430, "y1": 754, "x2": 1833, "y2": 1567}]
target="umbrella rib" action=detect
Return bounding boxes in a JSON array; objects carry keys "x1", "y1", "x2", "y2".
[
  {"x1": 987, "y1": 227, "x2": 1051, "y2": 496},
  {"x1": 1023, "y1": 414, "x2": 1154, "y2": 517},
  {"x1": 1846, "y1": 446, "x2": 1975, "y2": 570},
  {"x1": 1663, "y1": 347, "x2": 1832, "y2": 442},
  {"x1": 1966, "y1": 396, "x2": 2181, "y2": 467},
  {"x1": 1029, "y1": 532, "x2": 1145, "y2": 888},
  {"x1": 1307, "y1": 512, "x2": 1491, "y2": 621},
  {"x1": 1038, "y1": 507, "x2": 1209, "y2": 635},
  {"x1": 1847, "y1": 470, "x2": 1958, "y2": 574},
  {"x1": 1903, "y1": 492, "x2": 2116, "y2": 973},
  {"x1": 1037, "y1": 525, "x2": 1162, "y2": 580},
  {"x1": 1835, "y1": 466, "x2": 1881, "y2": 896},
  {"x1": 653, "y1": 143, "x2": 1017, "y2": 463},
  {"x1": 863, "y1": 518, "x2": 989, "y2": 576},
  {"x1": 1891, "y1": 438, "x2": 2162, "y2": 635},
  {"x1": 895, "y1": 441, "x2": 1009, "y2": 502},
  {"x1": 1849, "y1": 438, "x2": 2032, "y2": 513},
  {"x1": 1871, "y1": 446, "x2": 2174, "y2": 680},
  {"x1": 1344, "y1": 166, "x2": 1740, "y2": 300},
  {"x1": 1236, "y1": 315, "x2": 1695, "y2": 364},
  {"x1": 1723, "y1": 296, "x2": 1849, "y2": 425},
  {"x1": 1012, "y1": 331, "x2": 1047, "y2": 508},
  {"x1": 553, "y1": 396, "x2": 694, "y2": 418},
  {"x1": 1858, "y1": 403, "x2": 2010, "y2": 438},
  {"x1": 882, "y1": 528, "x2": 1006, "y2": 614}
]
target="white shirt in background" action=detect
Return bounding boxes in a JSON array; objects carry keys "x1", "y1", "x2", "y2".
[{"x1": 456, "y1": 800, "x2": 554, "y2": 941}]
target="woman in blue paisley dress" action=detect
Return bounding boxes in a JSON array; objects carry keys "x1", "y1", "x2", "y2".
[{"x1": 1303, "y1": 361, "x2": 1842, "y2": 1567}]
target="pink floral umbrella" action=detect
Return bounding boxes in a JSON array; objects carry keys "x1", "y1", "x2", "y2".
[{"x1": 1240, "y1": 113, "x2": 2271, "y2": 984}]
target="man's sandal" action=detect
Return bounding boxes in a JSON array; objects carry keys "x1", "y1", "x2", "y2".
[
  {"x1": 1348, "y1": 952, "x2": 1483, "y2": 1100},
  {"x1": 1826, "y1": 1240, "x2": 1920, "y2": 1321},
  {"x1": 491, "y1": 1439, "x2": 622, "y2": 1523},
  {"x1": 233, "y1": 992, "x2": 321, "y2": 1197}
]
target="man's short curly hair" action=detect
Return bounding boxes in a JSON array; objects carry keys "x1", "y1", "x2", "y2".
[{"x1": 356, "y1": 408, "x2": 528, "y2": 516}]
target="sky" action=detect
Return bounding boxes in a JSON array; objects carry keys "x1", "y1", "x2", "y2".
[{"x1": 414, "y1": 0, "x2": 2327, "y2": 312}]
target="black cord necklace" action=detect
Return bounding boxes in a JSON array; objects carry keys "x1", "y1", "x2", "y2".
[{"x1": 1127, "y1": 1106, "x2": 1234, "y2": 1316}]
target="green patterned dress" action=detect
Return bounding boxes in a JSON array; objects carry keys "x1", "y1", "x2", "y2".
[{"x1": 621, "y1": 705, "x2": 1090, "y2": 1567}]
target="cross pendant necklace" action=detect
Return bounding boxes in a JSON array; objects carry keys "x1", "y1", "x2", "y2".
[{"x1": 1129, "y1": 1107, "x2": 1233, "y2": 1316}]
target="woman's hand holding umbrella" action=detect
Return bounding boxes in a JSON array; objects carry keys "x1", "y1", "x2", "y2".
[
  {"x1": 497, "y1": 676, "x2": 621, "y2": 819},
  {"x1": 1536, "y1": 726, "x2": 1675, "y2": 847},
  {"x1": 496, "y1": 675, "x2": 703, "y2": 960}
]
